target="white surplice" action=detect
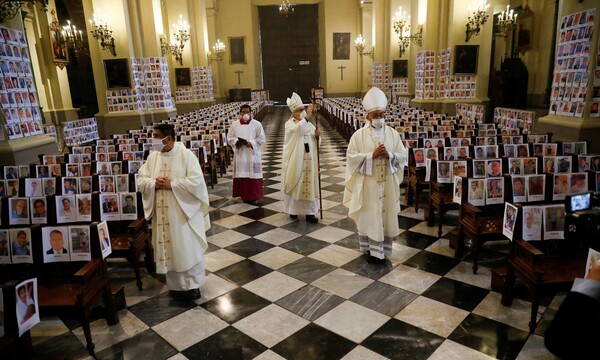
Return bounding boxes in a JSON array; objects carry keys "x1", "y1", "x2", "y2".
[
  {"x1": 137, "y1": 143, "x2": 211, "y2": 289},
  {"x1": 344, "y1": 124, "x2": 407, "y2": 259},
  {"x1": 226, "y1": 118, "x2": 266, "y2": 179},
  {"x1": 282, "y1": 116, "x2": 320, "y2": 215}
]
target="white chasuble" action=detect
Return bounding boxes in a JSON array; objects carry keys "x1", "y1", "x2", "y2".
[
  {"x1": 138, "y1": 143, "x2": 211, "y2": 275},
  {"x1": 344, "y1": 124, "x2": 408, "y2": 243},
  {"x1": 226, "y1": 119, "x2": 266, "y2": 179},
  {"x1": 282, "y1": 117, "x2": 320, "y2": 214}
]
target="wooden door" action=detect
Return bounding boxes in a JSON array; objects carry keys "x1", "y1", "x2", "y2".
[{"x1": 259, "y1": 5, "x2": 319, "y2": 103}]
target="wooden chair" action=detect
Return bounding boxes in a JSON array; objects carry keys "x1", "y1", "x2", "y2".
[
  {"x1": 405, "y1": 148, "x2": 428, "y2": 212},
  {"x1": 31, "y1": 223, "x2": 121, "y2": 358},
  {"x1": 425, "y1": 159, "x2": 459, "y2": 238}
]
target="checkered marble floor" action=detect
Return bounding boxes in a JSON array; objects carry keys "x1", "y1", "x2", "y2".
[{"x1": 30, "y1": 107, "x2": 562, "y2": 360}]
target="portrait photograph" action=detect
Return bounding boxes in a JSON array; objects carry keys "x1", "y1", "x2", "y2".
[
  {"x1": 175, "y1": 68, "x2": 191, "y2": 86},
  {"x1": 512, "y1": 176, "x2": 526, "y2": 203},
  {"x1": 97, "y1": 221, "x2": 112, "y2": 259},
  {"x1": 437, "y1": 161, "x2": 452, "y2": 183},
  {"x1": 453, "y1": 176, "x2": 462, "y2": 204},
  {"x1": 128, "y1": 161, "x2": 142, "y2": 174},
  {"x1": 15, "y1": 278, "x2": 40, "y2": 336},
  {"x1": 527, "y1": 174, "x2": 546, "y2": 202},
  {"x1": 4, "y1": 165, "x2": 18, "y2": 179},
  {"x1": 100, "y1": 175, "x2": 116, "y2": 193},
  {"x1": 502, "y1": 202, "x2": 518, "y2": 240},
  {"x1": 30, "y1": 197, "x2": 47, "y2": 225},
  {"x1": 25, "y1": 178, "x2": 42, "y2": 197},
  {"x1": 79, "y1": 177, "x2": 92, "y2": 194},
  {"x1": 100, "y1": 193, "x2": 120, "y2": 221},
  {"x1": 104, "y1": 59, "x2": 131, "y2": 89},
  {"x1": 454, "y1": 45, "x2": 479, "y2": 74},
  {"x1": 522, "y1": 206, "x2": 542, "y2": 241},
  {"x1": 69, "y1": 225, "x2": 91, "y2": 261},
  {"x1": 120, "y1": 193, "x2": 138, "y2": 220},
  {"x1": 42, "y1": 226, "x2": 70, "y2": 263},
  {"x1": 77, "y1": 194, "x2": 92, "y2": 222},
  {"x1": 467, "y1": 178, "x2": 485, "y2": 206},
  {"x1": 62, "y1": 177, "x2": 78, "y2": 195},
  {"x1": 473, "y1": 160, "x2": 486, "y2": 178},
  {"x1": 543, "y1": 204, "x2": 565, "y2": 240},
  {"x1": 485, "y1": 177, "x2": 504, "y2": 205},
  {"x1": 333, "y1": 32, "x2": 350, "y2": 60},
  {"x1": 43, "y1": 177, "x2": 56, "y2": 196},
  {"x1": 0, "y1": 229, "x2": 10, "y2": 264},
  {"x1": 10, "y1": 228, "x2": 32, "y2": 263},
  {"x1": 116, "y1": 175, "x2": 129, "y2": 193},
  {"x1": 9, "y1": 197, "x2": 29, "y2": 225},
  {"x1": 229, "y1": 36, "x2": 246, "y2": 64},
  {"x1": 55, "y1": 195, "x2": 77, "y2": 224}
]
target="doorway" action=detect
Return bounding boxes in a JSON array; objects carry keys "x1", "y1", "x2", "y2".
[{"x1": 258, "y1": 5, "x2": 319, "y2": 103}]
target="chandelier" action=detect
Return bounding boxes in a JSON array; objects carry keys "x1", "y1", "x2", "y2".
[
  {"x1": 207, "y1": 39, "x2": 226, "y2": 62},
  {"x1": 354, "y1": 34, "x2": 374, "y2": 58},
  {"x1": 279, "y1": 0, "x2": 294, "y2": 16},
  {"x1": 465, "y1": 0, "x2": 489, "y2": 42},
  {"x1": 62, "y1": 20, "x2": 85, "y2": 57},
  {"x1": 496, "y1": 4, "x2": 517, "y2": 38},
  {"x1": 392, "y1": 7, "x2": 422, "y2": 58},
  {"x1": 89, "y1": 11, "x2": 116, "y2": 56},
  {"x1": 162, "y1": 15, "x2": 190, "y2": 65},
  {"x1": 0, "y1": 0, "x2": 48, "y2": 23}
]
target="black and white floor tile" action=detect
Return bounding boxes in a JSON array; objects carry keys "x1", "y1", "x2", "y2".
[{"x1": 30, "y1": 107, "x2": 561, "y2": 360}]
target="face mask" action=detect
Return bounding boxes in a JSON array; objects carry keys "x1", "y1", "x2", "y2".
[
  {"x1": 242, "y1": 114, "x2": 251, "y2": 121},
  {"x1": 300, "y1": 110, "x2": 307, "y2": 119},
  {"x1": 371, "y1": 118, "x2": 385, "y2": 129},
  {"x1": 150, "y1": 137, "x2": 167, "y2": 152}
]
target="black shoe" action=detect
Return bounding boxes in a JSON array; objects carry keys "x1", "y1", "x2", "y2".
[
  {"x1": 289, "y1": 214, "x2": 298, "y2": 219},
  {"x1": 244, "y1": 200, "x2": 262, "y2": 206},
  {"x1": 306, "y1": 215, "x2": 318, "y2": 223},
  {"x1": 169, "y1": 289, "x2": 201, "y2": 300}
]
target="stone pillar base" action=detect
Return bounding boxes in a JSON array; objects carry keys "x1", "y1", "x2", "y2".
[
  {"x1": 175, "y1": 100, "x2": 217, "y2": 114},
  {"x1": 0, "y1": 135, "x2": 59, "y2": 165},
  {"x1": 410, "y1": 98, "x2": 489, "y2": 116},
  {"x1": 535, "y1": 115, "x2": 600, "y2": 153},
  {"x1": 95, "y1": 109, "x2": 178, "y2": 138},
  {"x1": 43, "y1": 108, "x2": 80, "y2": 124}
]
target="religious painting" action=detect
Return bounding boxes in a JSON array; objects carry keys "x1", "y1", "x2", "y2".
[
  {"x1": 50, "y1": 17, "x2": 69, "y2": 69},
  {"x1": 393, "y1": 59, "x2": 408, "y2": 78},
  {"x1": 454, "y1": 45, "x2": 479, "y2": 75},
  {"x1": 229, "y1": 37, "x2": 246, "y2": 64},
  {"x1": 104, "y1": 59, "x2": 131, "y2": 89},
  {"x1": 333, "y1": 32, "x2": 350, "y2": 60},
  {"x1": 175, "y1": 68, "x2": 191, "y2": 86},
  {"x1": 516, "y1": 5, "x2": 534, "y2": 55}
]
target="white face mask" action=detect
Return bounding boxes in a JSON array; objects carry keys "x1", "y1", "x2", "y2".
[
  {"x1": 371, "y1": 118, "x2": 385, "y2": 129},
  {"x1": 150, "y1": 137, "x2": 167, "y2": 152},
  {"x1": 242, "y1": 114, "x2": 251, "y2": 121},
  {"x1": 300, "y1": 110, "x2": 307, "y2": 119}
]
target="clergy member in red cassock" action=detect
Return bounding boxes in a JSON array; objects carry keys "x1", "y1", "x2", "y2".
[
  {"x1": 137, "y1": 124, "x2": 210, "y2": 300},
  {"x1": 344, "y1": 87, "x2": 408, "y2": 259},
  {"x1": 227, "y1": 104, "x2": 266, "y2": 205}
]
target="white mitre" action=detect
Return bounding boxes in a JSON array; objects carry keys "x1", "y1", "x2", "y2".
[
  {"x1": 286, "y1": 92, "x2": 304, "y2": 112},
  {"x1": 362, "y1": 87, "x2": 388, "y2": 113}
]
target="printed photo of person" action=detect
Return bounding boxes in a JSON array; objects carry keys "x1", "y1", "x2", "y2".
[
  {"x1": 553, "y1": 174, "x2": 569, "y2": 201},
  {"x1": 76, "y1": 194, "x2": 92, "y2": 222},
  {"x1": 570, "y1": 173, "x2": 588, "y2": 194},
  {"x1": 9, "y1": 197, "x2": 29, "y2": 225},
  {"x1": 486, "y1": 159, "x2": 502, "y2": 177},
  {"x1": 43, "y1": 177, "x2": 56, "y2": 196},
  {"x1": 485, "y1": 177, "x2": 504, "y2": 204},
  {"x1": 503, "y1": 203, "x2": 518, "y2": 240},
  {"x1": 36, "y1": 165, "x2": 49, "y2": 178},
  {"x1": 523, "y1": 158, "x2": 537, "y2": 175},
  {"x1": 509, "y1": 158, "x2": 523, "y2": 175},
  {"x1": 97, "y1": 221, "x2": 112, "y2": 259},
  {"x1": 473, "y1": 160, "x2": 486, "y2": 178},
  {"x1": 55, "y1": 195, "x2": 77, "y2": 223},
  {"x1": 474, "y1": 146, "x2": 485, "y2": 159},
  {"x1": 468, "y1": 178, "x2": 485, "y2": 206},
  {"x1": 453, "y1": 176, "x2": 462, "y2": 204},
  {"x1": 511, "y1": 176, "x2": 526, "y2": 203},
  {"x1": 25, "y1": 178, "x2": 42, "y2": 197},
  {"x1": 543, "y1": 205, "x2": 566, "y2": 240},
  {"x1": 42, "y1": 227, "x2": 70, "y2": 263},
  {"x1": 79, "y1": 177, "x2": 92, "y2": 194},
  {"x1": 30, "y1": 197, "x2": 47, "y2": 225},
  {"x1": 10, "y1": 228, "x2": 32, "y2": 263},
  {"x1": 437, "y1": 161, "x2": 451, "y2": 183},
  {"x1": 527, "y1": 174, "x2": 546, "y2": 202},
  {"x1": 413, "y1": 148, "x2": 425, "y2": 167},
  {"x1": 116, "y1": 175, "x2": 129, "y2": 193},
  {"x1": 99, "y1": 193, "x2": 120, "y2": 221},
  {"x1": 128, "y1": 161, "x2": 142, "y2": 174},
  {"x1": 69, "y1": 226, "x2": 91, "y2": 261},
  {"x1": 100, "y1": 175, "x2": 115, "y2": 193},
  {"x1": 15, "y1": 278, "x2": 40, "y2": 336},
  {"x1": 0, "y1": 229, "x2": 10, "y2": 264},
  {"x1": 522, "y1": 206, "x2": 542, "y2": 241}
]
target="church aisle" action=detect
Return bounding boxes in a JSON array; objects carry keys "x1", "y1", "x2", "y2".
[{"x1": 29, "y1": 107, "x2": 558, "y2": 360}]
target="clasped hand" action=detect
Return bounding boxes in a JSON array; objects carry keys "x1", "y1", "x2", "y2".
[
  {"x1": 155, "y1": 176, "x2": 172, "y2": 190},
  {"x1": 373, "y1": 144, "x2": 389, "y2": 159}
]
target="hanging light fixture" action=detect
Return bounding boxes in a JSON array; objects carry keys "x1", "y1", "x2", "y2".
[{"x1": 279, "y1": 0, "x2": 294, "y2": 16}]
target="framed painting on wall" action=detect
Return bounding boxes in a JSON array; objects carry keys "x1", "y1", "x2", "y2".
[
  {"x1": 50, "y1": 26, "x2": 69, "y2": 69},
  {"x1": 229, "y1": 37, "x2": 246, "y2": 64},
  {"x1": 393, "y1": 59, "x2": 408, "y2": 78},
  {"x1": 333, "y1": 32, "x2": 350, "y2": 60},
  {"x1": 104, "y1": 59, "x2": 131, "y2": 89},
  {"x1": 454, "y1": 45, "x2": 479, "y2": 74},
  {"x1": 175, "y1": 68, "x2": 191, "y2": 86}
]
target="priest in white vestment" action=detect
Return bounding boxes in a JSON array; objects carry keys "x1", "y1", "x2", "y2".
[
  {"x1": 227, "y1": 104, "x2": 266, "y2": 205},
  {"x1": 343, "y1": 87, "x2": 408, "y2": 259},
  {"x1": 282, "y1": 92, "x2": 321, "y2": 223},
  {"x1": 137, "y1": 124, "x2": 211, "y2": 300}
]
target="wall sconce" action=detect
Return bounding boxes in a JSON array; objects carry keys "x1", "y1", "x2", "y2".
[
  {"x1": 465, "y1": 0, "x2": 489, "y2": 42},
  {"x1": 496, "y1": 4, "x2": 517, "y2": 38},
  {"x1": 160, "y1": 37, "x2": 182, "y2": 64},
  {"x1": 354, "y1": 34, "x2": 374, "y2": 58},
  {"x1": 89, "y1": 11, "x2": 116, "y2": 56},
  {"x1": 393, "y1": 7, "x2": 422, "y2": 58},
  {"x1": 0, "y1": 0, "x2": 48, "y2": 23},
  {"x1": 207, "y1": 39, "x2": 226, "y2": 62}
]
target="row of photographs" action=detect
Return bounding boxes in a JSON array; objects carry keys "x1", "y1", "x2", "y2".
[
  {"x1": 2, "y1": 173, "x2": 135, "y2": 196},
  {"x1": 502, "y1": 204, "x2": 567, "y2": 242},
  {"x1": 3, "y1": 120, "x2": 44, "y2": 140},
  {"x1": 0, "y1": 221, "x2": 112, "y2": 265},
  {"x1": 548, "y1": 100, "x2": 587, "y2": 118},
  {"x1": 2, "y1": 193, "x2": 138, "y2": 227}
]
